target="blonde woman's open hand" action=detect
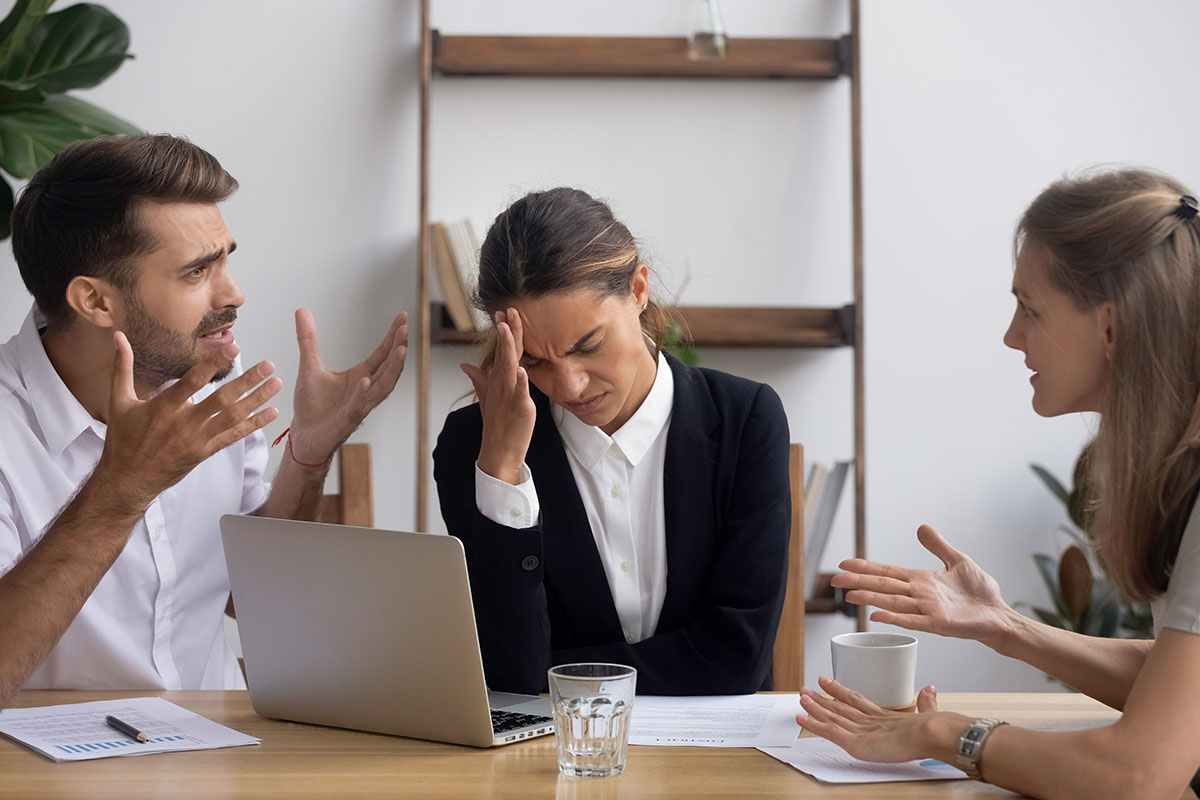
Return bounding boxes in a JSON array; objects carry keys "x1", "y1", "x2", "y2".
[
  {"x1": 461, "y1": 308, "x2": 537, "y2": 486},
  {"x1": 797, "y1": 677, "x2": 963, "y2": 764},
  {"x1": 831, "y1": 525, "x2": 1016, "y2": 648}
]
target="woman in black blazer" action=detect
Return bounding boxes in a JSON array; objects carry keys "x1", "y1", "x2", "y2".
[{"x1": 433, "y1": 187, "x2": 790, "y2": 696}]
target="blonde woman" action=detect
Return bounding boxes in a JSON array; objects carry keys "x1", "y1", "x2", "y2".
[
  {"x1": 802, "y1": 169, "x2": 1200, "y2": 799},
  {"x1": 433, "y1": 187, "x2": 790, "y2": 696}
]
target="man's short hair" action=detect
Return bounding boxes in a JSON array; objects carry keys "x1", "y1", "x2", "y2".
[{"x1": 11, "y1": 134, "x2": 239, "y2": 325}]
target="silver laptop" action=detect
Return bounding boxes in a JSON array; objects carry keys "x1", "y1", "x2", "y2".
[{"x1": 220, "y1": 515, "x2": 554, "y2": 748}]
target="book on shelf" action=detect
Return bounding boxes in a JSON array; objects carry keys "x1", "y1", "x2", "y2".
[
  {"x1": 430, "y1": 218, "x2": 489, "y2": 332},
  {"x1": 803, "y1": 460, "x2": 852, "y2": 601}
]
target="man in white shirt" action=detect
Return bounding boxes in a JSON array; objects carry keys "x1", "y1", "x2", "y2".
[{"x1": 0, "y1": 134, "x2": 408, "y2": 708}]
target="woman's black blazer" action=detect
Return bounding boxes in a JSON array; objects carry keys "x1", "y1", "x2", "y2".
[{"x1": 433, "y1": 354, "x2": 791, "y2": 695}]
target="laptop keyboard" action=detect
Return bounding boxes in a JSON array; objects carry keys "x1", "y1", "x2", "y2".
[{"x1": 491, "y1": 709, "x2": 553, "y2": 734}]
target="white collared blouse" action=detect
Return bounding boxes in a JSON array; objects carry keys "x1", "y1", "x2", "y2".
[{"x1": 476, "y1": 349, "x2": 674, "y2": 645}]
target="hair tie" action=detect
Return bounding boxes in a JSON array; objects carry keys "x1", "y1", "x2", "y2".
[{"x1": 1175, "y1": 195, "x2": 1199, "y2": 221}]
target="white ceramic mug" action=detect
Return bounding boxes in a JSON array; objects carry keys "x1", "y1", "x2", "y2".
[{"x1": 830, "y1": 632, "x2": 918, "y2": 709}]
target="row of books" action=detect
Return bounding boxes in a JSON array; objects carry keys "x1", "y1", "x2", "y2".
[
  {"x1": 431, "y1": 218, "x2": 489, "y2": 332},
  {"x1": 804, "y1": 460, "x2": 852, "y2": 601}
]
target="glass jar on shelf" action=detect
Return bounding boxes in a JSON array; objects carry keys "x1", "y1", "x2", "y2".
[{"x1": 687, "y1": 0, "x2": 727, "y2": 62}]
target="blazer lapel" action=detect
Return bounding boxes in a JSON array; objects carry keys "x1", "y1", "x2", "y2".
[
  {"x1": 526, "y1": 388, "x2": 625, "y2": 644},
  {"x1": 658, "y1": 356, "x2": 721, "y2": 631}
]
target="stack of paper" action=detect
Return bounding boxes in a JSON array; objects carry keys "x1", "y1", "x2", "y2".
[
  {"x1": 628, "y1": 694, "x2": 801, "y2": 747},
  {"x1": 0, "y1": 697, "x2": 259, "y2": 762},
  {"x1": 758, "y1": 738, "x2": 966, "y2": 783}
]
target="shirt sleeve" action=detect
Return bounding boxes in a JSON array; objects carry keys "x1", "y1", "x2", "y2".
[
  {"x1": 0, "y1": 476, "x2": 21, "y2": 578},
  {"x1": 474, "y1": 463, "x2": 540, "y2": 528},
  {"x1": 187, "y1": 355, "x2": 272, "y2": 516},
  {"x1": 239, "y1": 427, "x2": 271, "y2": 516},
  {"x1": 1158, "y1": 504, "x2": 1200, "y2": 635}
]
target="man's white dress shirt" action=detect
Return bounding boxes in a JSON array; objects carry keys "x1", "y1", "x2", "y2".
[
  {"x1": 0, "y1": 307, "x2": 269, "y2": 690},
  {"x1": 476, "y1": 349, "x2": 674, "y2": 646}
]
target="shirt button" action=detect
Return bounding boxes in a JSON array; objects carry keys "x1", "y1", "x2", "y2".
[
  {"x1": 520, "y1": 555, "x2": 539, "y2": 571},
  {"x1": 620, "y1": 561, "x2": 631, "y2": 573},
  {"x1": 157, "y1": 610, "x2": 167, "y2": 622},
  {"x1": 509, "y1": 509, "x2": 521, "y2": 518},
  {"x1": 610, "y1": 485, "x2": 622, "y2": 499},
  {"x1": 625, "y1": 633, "x2": 635, "y2": 644}
]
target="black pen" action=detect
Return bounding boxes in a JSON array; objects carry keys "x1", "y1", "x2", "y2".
[{"x1": 105, "y1": 715, "x2": 149, "y2": 743}]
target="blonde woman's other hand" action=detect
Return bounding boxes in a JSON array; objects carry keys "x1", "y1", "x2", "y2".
[
  {"x1": 797, "y1": 678, "x2": 963, "y2": 764},
  {"x1": 831, "y1": 525, "x2": 1018, "y2": 649}
]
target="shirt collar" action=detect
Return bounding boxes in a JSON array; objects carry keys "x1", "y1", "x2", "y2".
[
  {"x1": 553, "y1": 348, "x2": 674, "y2": 472},
  {"x1": 15, "y1": 305, "x2": 105, "y2": 457}
]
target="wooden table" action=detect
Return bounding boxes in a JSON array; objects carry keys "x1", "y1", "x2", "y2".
[{"x1": 0, "y1": 691, "x2": 1140, "y2": 798}]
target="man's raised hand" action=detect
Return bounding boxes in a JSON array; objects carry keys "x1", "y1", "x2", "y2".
[
  {"x1": 96, "y1": 331, "x2": 281, "y2": 506},
  {"x1": 287, "y1": 309, "x2": 409, "y2": 466}
]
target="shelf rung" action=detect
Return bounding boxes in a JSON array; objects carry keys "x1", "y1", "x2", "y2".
[
  {"x1": 433, "y1": 33, "x2": 847, "y2": 80},
  {"x1": 432, "y1": 304, "x2": 854, "y2": 349}
]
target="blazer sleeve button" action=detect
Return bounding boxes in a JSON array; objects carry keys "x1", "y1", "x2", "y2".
[{"x1": 520, "y1": 555, "x2": 540, "y2": 571}]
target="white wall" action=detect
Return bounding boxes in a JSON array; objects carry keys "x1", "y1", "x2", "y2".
[{"x1": 1, "y1": 0, "x2": 1197, "y2": 692}]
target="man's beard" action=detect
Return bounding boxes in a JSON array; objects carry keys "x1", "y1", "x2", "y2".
[{"x1": 122, "y1": 293, "x2": 238, "y2": 388}]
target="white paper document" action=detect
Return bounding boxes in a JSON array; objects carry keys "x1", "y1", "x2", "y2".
[
  {"x1": 628, "y1": 694, "x2": 801, "y2": 747},
  {"x1": 1026, "y1": 717, "x2": 1117, "y2": 732},
  {"x1": 758, "y1": 737, "x2": 967, "y2": 784},
  {"x1": 0, "y1": 697, "x2": 260, "y2": 762}
]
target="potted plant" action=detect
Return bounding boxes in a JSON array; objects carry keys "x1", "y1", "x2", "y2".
[
  {"x1": 1022, "y1": 452, "x2": 1154, "y2": 640},
  {"x1": 0, "y1": 0, "x2": 139, "y2": 238}
]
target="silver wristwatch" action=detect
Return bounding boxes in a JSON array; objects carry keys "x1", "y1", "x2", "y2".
[{"x1": 954, "y1": 717, "x2": 1008, "y2": 781}]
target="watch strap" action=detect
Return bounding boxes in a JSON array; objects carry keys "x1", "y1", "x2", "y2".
[{"x1": 954, "y1": 717, "x2": 1009, "y2": 781}]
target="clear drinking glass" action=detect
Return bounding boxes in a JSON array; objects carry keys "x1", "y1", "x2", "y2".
[{"x1": 548, "y1": 663, "x2": 636, "y2": 778}]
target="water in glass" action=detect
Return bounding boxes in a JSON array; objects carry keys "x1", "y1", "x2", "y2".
[{"x1": 553, "y1": 695, "x2": 632, "y2": 777}]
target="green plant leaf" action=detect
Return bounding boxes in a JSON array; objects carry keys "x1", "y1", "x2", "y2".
[
  {"x1": 1081, "y1": 583, "x2": 1121, "y2": 638},
  {"x1": 1068, "y1": 445, "x2": 1094, "y2": 532},
  {"x1": 1092, "y1": 602, "x2": 1120, "y2": 638},
  {"x1": 1031, "y1": 464, "x2": 1070, "y2": 506},
  {"x1": 1033, "y1": 553, "x2": 1073, "y2": 621},
  {"x1": 0, "y1": 80, "x2": 44, "y2": 106},
  {"x1": 0, "y1": 3, "x2": 131, "y2": 93},
  {"x1": 1058, "y1": 545, "x2": 1092, "y2": 622},
  {"x1": 1056, "y1": 523, "x2": 1089, "y2": 547},
  {"x1": 0, "y1": 174, "x2": 12, "y2": 239},
  {"x1": 0, "y1": 93, "x2": 138, "y2": 178},
  {"x1": 1120, "y1": 602, "x2": 1155, "y2": 639},
  {"x1": 662, "y1": 320, "x2": 700, "y2": 367},
  {"x1": 1031, "y1": 606, "x2": 1066, "y2": 629},
  {"x1": 1067, "y1": 488, "x2": 1092, "y2": 533},
  {"x1": 0, "y1": 0, "x2": 53, "y2": 74},
  {"x1": 672, "y1": 346, "x2": 699, "y2": 367}
]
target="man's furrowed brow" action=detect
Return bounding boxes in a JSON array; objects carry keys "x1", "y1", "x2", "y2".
[{"x1": 179, "y1": 240, "x2": 236, "y2": 273}]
